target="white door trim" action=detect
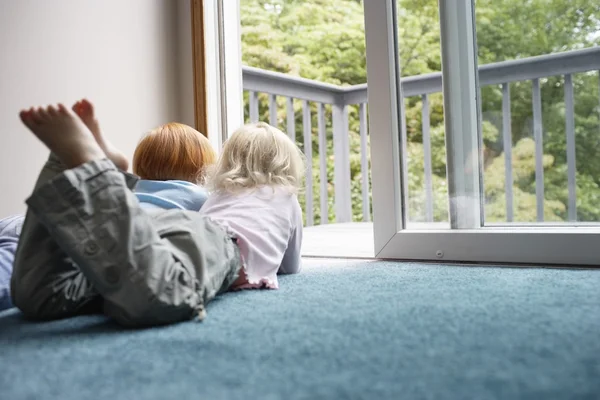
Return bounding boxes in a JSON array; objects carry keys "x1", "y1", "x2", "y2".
[
  {"x1": 364, "y1": 0, "x2": 600, "y2": 266},
  {"x1": 202, "y1": 0, "x2": 243, "y2": 153}
]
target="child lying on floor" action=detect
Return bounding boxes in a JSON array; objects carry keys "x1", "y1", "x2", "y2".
[
  {"x1": 0, "y1": 99, "x2": 217, "y2": 310},
  {"x1": 2, "y1": 100, "x2": 217, "y2": 313},
  {"x1": 73, "y1": 99, "x2": 216, "y2": 211},
  {"x1": 200, "y1": 124, "x2": 304, "y2": 290},
  {"x1": 11, "y1": 102, "x2": 304, "y2": 327}
]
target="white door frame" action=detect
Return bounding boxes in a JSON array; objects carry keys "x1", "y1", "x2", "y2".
[
  {"x1": 202, "y1": 0, "x2": 243, "y2": 153},
  {"x1": 364, "y1": 0, "x2": 600, "y2": 266}
]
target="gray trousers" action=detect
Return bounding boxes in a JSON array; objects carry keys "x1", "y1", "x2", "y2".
[{"x1": 11, "y1": 155, "x2": 240, "y2": 327}]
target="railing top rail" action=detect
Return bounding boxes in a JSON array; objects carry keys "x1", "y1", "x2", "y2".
[
  {"x1": 243, "y1": 66, "x2": 345, "y2": 104},
  {"x1": 479, "y1": 46, "x2": 600, "y2": 84},
  {"x1": 243, "y1": 66, "x2": 345, "y2": 93},
  {"x1": 242, "y1": 47, "x2": 600, "y2": 103}
]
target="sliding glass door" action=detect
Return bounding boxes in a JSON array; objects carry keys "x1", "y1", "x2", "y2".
[{"x1": 364, "y1": 0, "x2": 600, "y2": 265}]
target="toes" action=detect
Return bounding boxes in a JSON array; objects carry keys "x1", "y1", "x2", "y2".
[
  {"x1": 19, "y1": 109, "x2": 34, "y2": 128},
  {"x1": 47, "y1": 105, "x2": 59, "y2": 116},
  {"x1": 25, "y1": 107, "x2": 36, "y2": 122},
  {"x1": 71, "y1": 99, "x2": 93, "y2": 118},
  {"x1": 21, "y1": 107, "x2": 42, "y2": 126},
  {"x1": 37, "y1": 106, "x2": 51, "y2": 122},
  {"x1": 80, "y1": 99, "x2": 94, "y2": 116},
  {"x1": 30, "y1": 107, "x2": 44, "y2": 124},
  {"x1": 57, "y1": 103, "x2": 70, "y2": 115},
  {"x1": 72, "y1": 101, "x2": 82, "y2": 114},
  {"x1": 20, "y1": 103, "x2": 77, "y2": 130},
  {"x1": 81, "y1": 98, "x2": 93, "y2": 110}
]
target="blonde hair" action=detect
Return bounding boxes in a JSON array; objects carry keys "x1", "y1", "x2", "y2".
[
  {"x1": 208, "y1": 122, "x2": 306, "y2": 194},
  {"x1": 133, "y1": 122, "x2": 217, "y2": 184}
]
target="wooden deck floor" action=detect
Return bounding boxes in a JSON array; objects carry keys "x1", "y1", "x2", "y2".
[
  {"x1": 300, "y1": 221, "x2": 451, "y2": 259},
  {"x1": 301, "y1": 222, "x2": 375, "y2": 259}
]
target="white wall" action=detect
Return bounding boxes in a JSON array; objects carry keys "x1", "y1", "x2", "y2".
[
  {"x1": 177, "y1": 0, "x2": 196, "y2": 129},
  {"x1": 0, "y1": 0, "x2": 194, "y2": 215}
]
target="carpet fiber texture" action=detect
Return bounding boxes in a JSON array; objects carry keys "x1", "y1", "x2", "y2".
[{"x1": 1, "y1": 259, "x2": 599, "y2": 400}]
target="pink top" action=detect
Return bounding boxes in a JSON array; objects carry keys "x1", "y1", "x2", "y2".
[{"x1": 199, "y1": 186, "x2": 303, "y2": 289}]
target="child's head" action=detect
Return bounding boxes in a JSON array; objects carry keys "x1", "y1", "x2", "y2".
[
  {"x1": 133, "y1": 122, "x2": 216, "y2": 184},
  {"x1": 208, "y1": 122, "x2": 306, "y2": 194}
]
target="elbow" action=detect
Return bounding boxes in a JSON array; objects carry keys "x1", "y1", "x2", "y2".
[{"x1": 279, "y1": 261, "x2": 302, "y2": 275}]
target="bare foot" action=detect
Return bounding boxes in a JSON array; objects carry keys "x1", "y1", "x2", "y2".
[
  {"x1": 19, "y1": 104, "x2": 106, "y2": 169},
  {"x1": 72, "y1": 99, "x2": 129, "y2": 171}
]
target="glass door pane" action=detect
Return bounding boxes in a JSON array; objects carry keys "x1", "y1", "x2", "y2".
[
  {"x1": 399, "y1": 0, "x2": 482, "y2": 230},
  {"x1": 397, "y1": 0, "x2": 450, "y2": 230},
  {"x1": 474, "y1": 1, "x2": 600, "y2": 226}
]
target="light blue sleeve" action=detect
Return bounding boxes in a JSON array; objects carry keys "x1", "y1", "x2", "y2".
[
  {"x1": 195, "y1": 187, "x2": 210, "y2": 210},
  {"x1": 278, "y1": 200, "x2": 303, "y2": 275},
  {"x1": 0, "y1": 241, "x2": 17, "y2": 310},
  {"x1": 0, "y1": 215, "x2": 24, "y2": 311}
]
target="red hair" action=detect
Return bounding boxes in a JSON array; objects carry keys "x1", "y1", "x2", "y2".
[{"x1": 133, "y1": 123, "x2": 216, "y2": 183}]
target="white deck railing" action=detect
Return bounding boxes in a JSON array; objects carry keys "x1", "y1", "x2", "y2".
[{"x1": 242, "y1": 47, "x2": 600, "y2": 225}]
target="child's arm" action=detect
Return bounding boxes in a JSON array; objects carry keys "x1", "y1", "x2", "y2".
[
  {"x1": 0, "y1": 215, "x2": 23, "y2": 311},
  {"x1": 0, "y1": 239, "x2": 17, "y2": 310},
  {"x1": 278, "y1": 201, "x2": 303, "y2": 275}
]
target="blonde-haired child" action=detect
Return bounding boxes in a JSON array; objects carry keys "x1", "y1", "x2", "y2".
[
  {"x1": 11, "y1": 102, "x2": 304, "y2": 327},
  {"x1": 201, "y1": 122, "x2": 305, "y2": 289}
]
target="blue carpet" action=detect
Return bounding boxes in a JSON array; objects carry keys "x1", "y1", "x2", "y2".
[{"x1": 1, "y1": 260, "x2": 599, "y2": 400}]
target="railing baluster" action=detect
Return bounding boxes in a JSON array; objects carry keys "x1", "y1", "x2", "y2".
[
  {"x1": 269, "y1": 94, "x2": 277, "y2": 128},
  {"x1": 532, "y1": 78, "x2": 544, "y2": 222},
  {"x1": 564, "y1": 74, "x2": 577, "y2": 222},
  {"x1": 269, "y1": 94, "x2": 278, "y2": 127},
  {"x1": 422, "y1": 95, "x2": 434, "y2": 223},
  {"x1": 502, "y1": 83, "x2": 514, "y2": 222},
  {"x1": 401, "y1": 98, "x2": 410, "y2": 223},
  {"x1": 318, "y1": 103, "x2": 328, "y2": 224},
  {"x1": 286, "y1": 97, "x2": 295, "y2": 142},
  {"x1": 332, "y1": 104, "x2": 352, "y2": 223},
  {"x1": 249, "y1": 91, "x2": 259, "y2": 123},
  {"x1": 302, "y1": 100, "x2": 314, "y2": 226},
  {"x1": 359, "y1": 103, "x2": 371, "y2": 222}
]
